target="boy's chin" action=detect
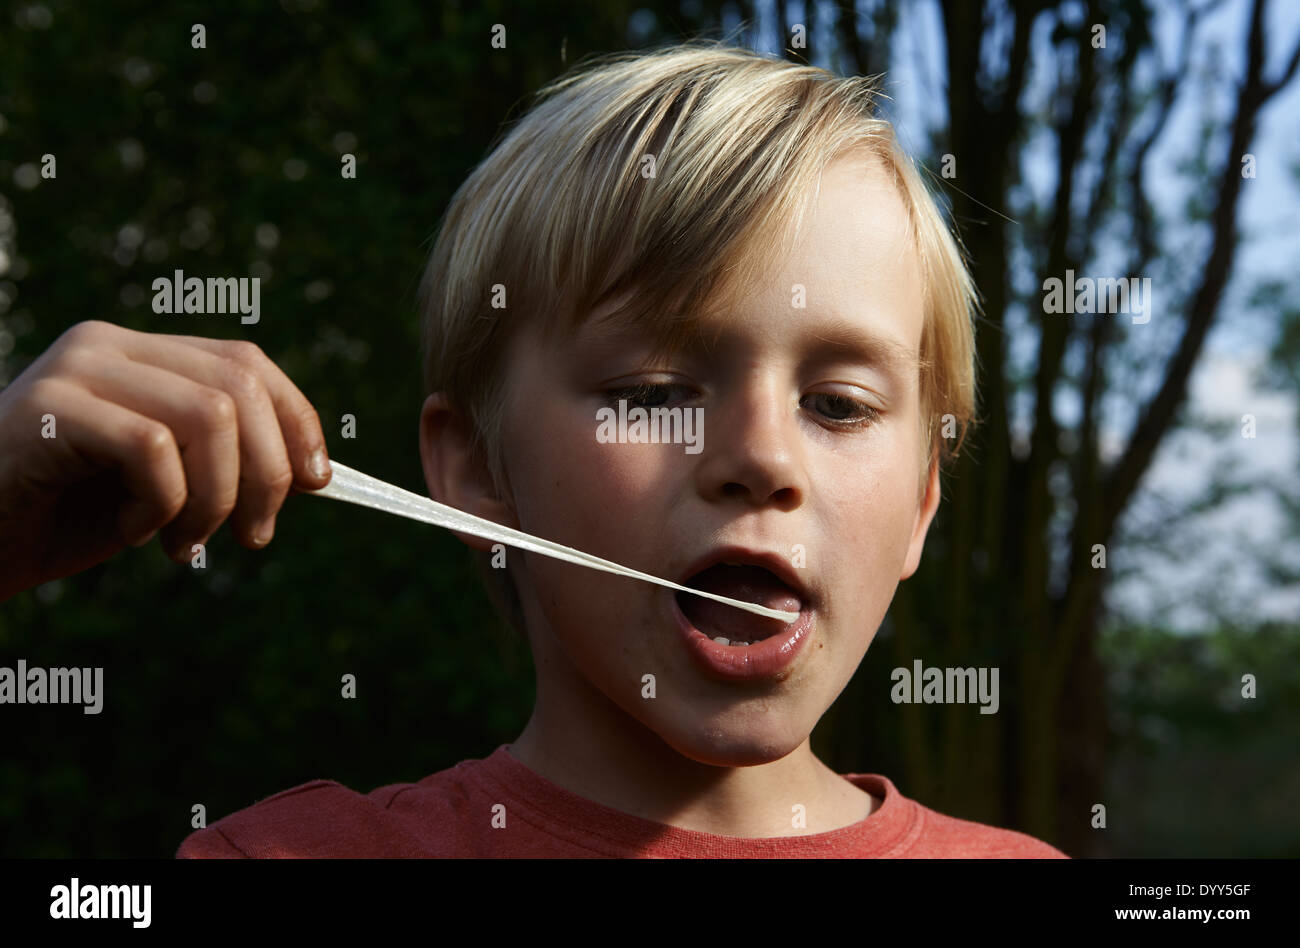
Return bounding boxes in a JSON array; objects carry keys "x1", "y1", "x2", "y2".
[{"x1": 657, "y1": 721, "x2": 811, "y2": 769}]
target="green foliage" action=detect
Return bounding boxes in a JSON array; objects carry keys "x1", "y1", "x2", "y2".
[{"x1": 1101, "y1": 621, "x2": 1300, "y2": 856}]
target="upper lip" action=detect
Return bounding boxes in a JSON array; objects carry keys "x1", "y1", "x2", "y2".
[{"x1": 676, "y1": 545, "x2": 816, "y2": 608}]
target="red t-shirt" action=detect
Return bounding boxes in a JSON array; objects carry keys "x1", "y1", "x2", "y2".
[{"x1": 176, "y1": 745, "x2": 1067, "y2": 858}]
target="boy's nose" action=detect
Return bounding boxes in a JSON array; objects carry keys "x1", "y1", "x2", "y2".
[{"x1": 693, "y1": 383, "x2": 807, "y2": 511}]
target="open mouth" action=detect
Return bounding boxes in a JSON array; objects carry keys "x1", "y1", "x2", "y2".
[{"x1": 675, "y1": 562, "x2": 805, "y2": 646}]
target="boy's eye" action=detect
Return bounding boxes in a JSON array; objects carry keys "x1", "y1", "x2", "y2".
[
  {"x1": 604, "y1": 382, "x2": 693, "y2": 408},
  {"x1": 601, "y1": 383, "x2": 879, "y2": 425},
  {"x1": 802, "y1": 391, "x2": 881, "y2": 427}
]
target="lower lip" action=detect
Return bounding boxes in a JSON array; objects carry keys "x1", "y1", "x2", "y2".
[{"x1": 671, "y1": 593, "x2": 815, "y2": 681}]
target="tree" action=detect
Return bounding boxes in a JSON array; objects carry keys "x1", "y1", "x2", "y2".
[{"x1": 809, "y1": 0, "x2": 1300, "y2": 856}]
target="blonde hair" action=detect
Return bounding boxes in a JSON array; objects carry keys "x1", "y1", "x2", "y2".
[{"x1": 418, "y1": 42, "x2": 978, "y2": 630}]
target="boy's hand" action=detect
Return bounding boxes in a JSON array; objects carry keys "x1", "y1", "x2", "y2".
[{"x1": 0, "y1": 320, "x2": 332, "y2": 601}]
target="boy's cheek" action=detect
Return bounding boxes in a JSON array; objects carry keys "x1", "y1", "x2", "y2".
[
  {"x1": 520, "y1": 557, "x2": 672, "y2": 695},
  {"x1": 519, "y1": 433, "x2": 684, "y2": 554},
  {"x1": 818, "y1": 481, "x2": 922, "y2": 639},
  {"x1": 504, "y1": 409, "x2": 612, "y2": 534}
]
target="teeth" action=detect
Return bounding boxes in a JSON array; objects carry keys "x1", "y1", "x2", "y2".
[
  {"x1": 712, "y1": 636, "x2": 730, "y2": 646},
  {"x1": 709, "y1": 636, "x2": 753, "y2": 647}
]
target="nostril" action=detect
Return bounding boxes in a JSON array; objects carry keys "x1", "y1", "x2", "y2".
[
  {"x1": 768, "y1": 485, "x2": 799, "y2": 507},
  {"x1": 719, "y1": 481, "x2": 799, "y2": 509}
]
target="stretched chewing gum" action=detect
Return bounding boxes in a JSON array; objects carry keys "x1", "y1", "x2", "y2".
[{"x1": 307, "y1": 461, "x2": 799, "y2": 623}]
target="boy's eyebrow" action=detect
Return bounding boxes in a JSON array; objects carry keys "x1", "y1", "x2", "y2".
[
  {"x1": 573, "y1": 308, "x2": 920, "y2": 380},
  {"x1": 697, "y1": 315, "x2": 919, "y2": 382},
  {"x1": 801, "y1": 318, "x2": 919, "y2": 377}
]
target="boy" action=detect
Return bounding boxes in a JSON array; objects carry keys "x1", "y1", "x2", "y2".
[{"x1": 0, "y1": 43, "x2": 1065, "y2": 857}]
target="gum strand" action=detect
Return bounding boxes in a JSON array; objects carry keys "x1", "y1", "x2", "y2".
[{"x1": 307, "y1": 460, "x2": 799, "y2": 624}]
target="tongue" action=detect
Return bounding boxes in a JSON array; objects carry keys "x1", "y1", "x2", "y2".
[{"x1": 679, "y1": 565, "x2": 802, "y2": 641}]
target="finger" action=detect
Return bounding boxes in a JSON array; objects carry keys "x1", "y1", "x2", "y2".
[
  {"x1": 127, "y1": 333, "x2": 331, "y2": 490},
  {"x1": 68, "y1": 349, "x2": 286, "y2": 550},
  {"x1": 55, "y1": 348, "x2": 243, "y2": 559},
  {"x1": 25, "y1": 377, "x2": 188, "y2": 548}
]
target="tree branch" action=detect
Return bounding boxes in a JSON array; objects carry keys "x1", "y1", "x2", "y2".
[
  {"x1": 836, "y1": 0, "x2": 869, "y2": 74},
  {"x1": 1264, "y1": 25, "x2": 1300, "y2": 95},
  {"x1": 1099, "y1": 0, "x2": 1295, "y2": 586}
]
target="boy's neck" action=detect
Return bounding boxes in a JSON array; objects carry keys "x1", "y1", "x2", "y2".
[{"x1": 508, "y1": 698, "x2": 877, "y2": 838}]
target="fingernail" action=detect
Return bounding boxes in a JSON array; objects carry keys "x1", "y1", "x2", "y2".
[
  {"x1": 308, "y1": 448, "x2": 331, "y2": 480},
  {"x1": 253, "y1": 516, "x2": 276, "y2": 546}
]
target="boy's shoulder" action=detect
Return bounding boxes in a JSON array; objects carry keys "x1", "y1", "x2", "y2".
[
  {"x1": 175, "y1": 757, "x2": 486, "y2": 858},
  {"x1": 926, "y1": 820, "x2": 1066, "y2": 859},
  {"x1": 890, "y1": 785, "x2": 1068, "y2": 859},
  {"x1": 831, "y1": 773, "x2": 1067, "y2": 859}
]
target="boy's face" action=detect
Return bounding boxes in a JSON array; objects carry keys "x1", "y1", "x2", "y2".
[{"x1": 433, "y1": 151, "x2": 939, "y2": 767}]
